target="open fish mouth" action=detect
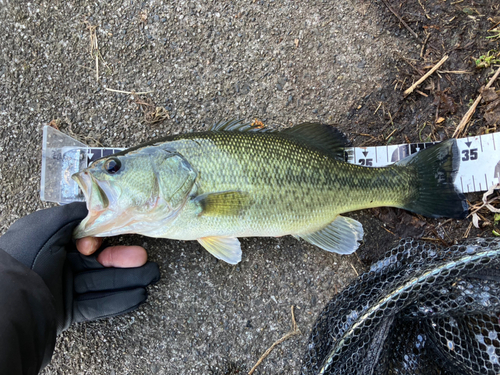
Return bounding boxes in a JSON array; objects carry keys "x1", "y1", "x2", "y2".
[
  {"x1": 72, "y1": 171, "x2": 121, "y2": 238},
  {"x1": 73, "y1": 171, "x2": 108, "y2": 209}
]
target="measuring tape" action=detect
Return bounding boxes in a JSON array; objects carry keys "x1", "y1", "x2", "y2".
[
  {"x1": 40, "y1": 126, "x2": 500, "y2": 204},
  {"x1": 346, "y1": 132, "x2": 500, "y2": 194}
]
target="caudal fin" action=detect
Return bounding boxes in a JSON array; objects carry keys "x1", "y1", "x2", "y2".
[{"x1": 396, "y1": 139, "x2": 468, "y2": 219}]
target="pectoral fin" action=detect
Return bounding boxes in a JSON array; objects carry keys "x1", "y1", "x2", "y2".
[
  {"x1": 194, "y1": 191, "x2": 249, "y2": 217},
  {"x1": 197, "y1": 236, "x2": 242, "y2": 264},
  {"x1": 296, "y1": 216, "x2": 364, "y2": 254}
]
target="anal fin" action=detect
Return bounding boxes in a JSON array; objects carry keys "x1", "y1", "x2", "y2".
[
  {"x1": 197, "y1": 236, "x2": 242, "y2": 264},
  {"x1": 296, "y1": 216, "x2": 364, "y2": 255}
]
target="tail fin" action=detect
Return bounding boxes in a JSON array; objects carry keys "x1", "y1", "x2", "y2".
[{"x1": 396, "y1": 139, "x2": 468, "y2": 219}]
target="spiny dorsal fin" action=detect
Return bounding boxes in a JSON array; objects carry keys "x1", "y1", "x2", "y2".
[
  {"x1": 281, "y1": 123, "x2": 351, "y2": 160},
  {"x1": 210, "y1": 119, "x2": 274, "y2": 133},
  {"x1": 194, "y1": 191, "x2": 250, "y2": 216}
]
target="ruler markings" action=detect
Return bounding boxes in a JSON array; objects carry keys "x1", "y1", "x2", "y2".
[
  {"x1": 64, "y1": 134, "x2": 500, "y2": 197},
  {"x1": 89, "y1": 134, "x2": 498, "y2": 194},
  {"x1": 343, "y1": 133, "x2": 499, "y2": 193}
]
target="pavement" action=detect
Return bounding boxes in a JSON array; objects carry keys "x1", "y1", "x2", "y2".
[{"x1": 0, "y1": 1, "x2": 412, "y2": 374}]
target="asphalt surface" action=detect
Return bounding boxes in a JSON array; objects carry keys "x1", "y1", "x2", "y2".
[{"x1": 0, "y1": 1, "x2": 411, "y2": 374}]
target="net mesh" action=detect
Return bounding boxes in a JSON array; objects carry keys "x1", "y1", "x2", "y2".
[{"x1": 302, "y1": 238, "x2": 500, "y2": 375}]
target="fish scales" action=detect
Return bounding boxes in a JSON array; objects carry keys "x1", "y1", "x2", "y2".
[
  {"x1": 161, "y1": 131, "x2": 412, "y2": 238},
  {"x1": 73, "y1": 122, "x2": 467, "y2": 263}
]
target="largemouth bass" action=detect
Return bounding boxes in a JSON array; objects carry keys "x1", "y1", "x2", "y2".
[{"x1": 73, "y1": 121, "x2": 467, "y2": 264}]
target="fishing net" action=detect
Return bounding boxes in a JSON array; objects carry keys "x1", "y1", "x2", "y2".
[{"x1": 302, "y1": 238, "x2": 500, "y2": 375}]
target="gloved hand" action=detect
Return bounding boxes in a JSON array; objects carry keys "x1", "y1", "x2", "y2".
[{"x1": 0, "y1": 203, "x2": 160, "y2": 334}]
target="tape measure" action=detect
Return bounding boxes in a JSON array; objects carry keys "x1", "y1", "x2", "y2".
[
  {"x1": 345, "y1": 132, "x2": 500, "y2": 194},
  {"x1": 40, "y1": 126, "x2": 500, "y2": 204}
]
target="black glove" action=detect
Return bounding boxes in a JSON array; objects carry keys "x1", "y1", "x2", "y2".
[{"x1": 0, "y1": 202, "x2": 160, "y2": 333}]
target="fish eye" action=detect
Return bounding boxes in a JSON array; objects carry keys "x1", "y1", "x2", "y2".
[{"x1": 103, "y1": 157, "x2": 121, "y2": 174}]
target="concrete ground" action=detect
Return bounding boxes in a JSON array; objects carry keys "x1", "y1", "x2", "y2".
[{"x1": 0, "y1": 1, "x2": 413, "y2": 374}]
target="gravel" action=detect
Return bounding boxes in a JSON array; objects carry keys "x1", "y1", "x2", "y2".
[{"x1": 0, "y1": 1, "x2": 411, "y2": 373}]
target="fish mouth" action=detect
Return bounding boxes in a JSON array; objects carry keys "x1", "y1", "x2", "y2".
[{"x1": 72, "y1": 171, "x2": 119, "y2": 238}]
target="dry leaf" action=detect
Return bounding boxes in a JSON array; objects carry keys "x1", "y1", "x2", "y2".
[
  {"x1": 484, "y1": 184, "x2": 500, "y2": 213},
  {"x1": 48, "y1": 119, "x2": 61, "y2": 130},
  {"x1": 432, "y1": 90, "x2": 457, "y2": 114},
  {"x1": 472, "y1": 213, "x2": 480, "y2": 228},
  {"x1": 485, "y1": 111, "x2": 500, "y2": 126},
  {"x1": 482, "y1": 93, "x2": 500, "y2": 126},
  {"x1": 251, "y1": 118, "x2": 265, "y2": 128},
  {"x1": 480, "y1": 87, "x2": 499, "y2": 102},
  {"x1": 485, "y1": 98, "x2": 500, "y2": 112},
  {"x1": 436, "y1": 117, "x2": 445, "y2": 124}
]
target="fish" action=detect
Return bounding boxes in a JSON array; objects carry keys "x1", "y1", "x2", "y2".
[{"x1": 72, "y1": 121, "x2": 468, "y2": 264}]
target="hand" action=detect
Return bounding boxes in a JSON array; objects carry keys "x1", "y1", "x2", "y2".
[
  {"x1": 75, "y1": 236, "x2": 148, "y2": 268},
  {"x1": 0, "y1": 203, "x2": 160, "y2": 334}
]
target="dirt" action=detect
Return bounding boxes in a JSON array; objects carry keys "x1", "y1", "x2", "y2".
[
  {"x1": 0, "y1": 0, "x2": 499, "y2": 374},
  {"x1": 350, "y1": 0, "x2": 500, "y2": 265}
]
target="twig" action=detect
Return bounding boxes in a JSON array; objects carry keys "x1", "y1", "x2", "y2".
[
  {"x1": 248, "y1": 306, "x2": 301, "y2": 375},
  {"x1": 437, "y1": 70, "x2": 473, "y2": 74},
  {"x1": 381, "y1": 226, "x2": 395, "y2": 235},
  {"x1": 380, "y1": 0, "x2": 420, "y2": 41},
  {"x1": 453, "y1": 65, "x2": 500, "y2": 137},
  {"x1": 349, "y1": 263, "x2": 359, "y2": 277},
  {"x1": 488, "y1": 20, "x2": 500, "y2": 32},
  {"x1": 404, "y1": 55, "x2": 449, "y2": 96},
  {"x1": 463, "y1": 221, "x2": 473, "y2": 238},
  {"x1": 436, "y1": 218, "x2": 453, "y2": 228},
  {"x1": 86, "y1": 23, "x2": 99, "y2": 81},
  {"x1": 421, "y1": 237, "x2": 443, "y2": 242},
  {"x1": 469, "y1": 183, "x2": 500, "y2": 229},
  {"x1": 352, "y1": 132, "x2": 378, "y2": 140},
  {"x1": 85, "y1": 21, "x2": 111, "y2": 81},
  {"x1": 418, "y1": 0, "x2": 431, "y2": 20},
  {"x1": 104, "y1": 87, "x2": 154, "y2": 95},
  {"x1": 94, "y1": 32, "x2": 99, "y2": 81},
  {"x1": 387, "y1": 111, "x2": 394, "y2": 126},
  {"x1": 385, "y1": 128, "x2": 397, "y2": 140},
  {"x1": 420, "y1": 33, "x2": 431, "y2": 58}
]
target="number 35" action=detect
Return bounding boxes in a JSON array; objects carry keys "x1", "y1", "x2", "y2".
[{"x1": 462, "y1": 148, "x2": 478, "y2": 161}]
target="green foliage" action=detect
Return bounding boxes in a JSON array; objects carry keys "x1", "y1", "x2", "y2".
[{"x1": 475, "y1": 50, "x2": 500, "y2": 69}]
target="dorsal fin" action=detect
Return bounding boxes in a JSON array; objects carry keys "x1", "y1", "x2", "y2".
[
  {"x1": 210, "y1": 119, "x2": 274, "y2": 132},
  {"x1": 209, "y1": 120, "x2": 350, "y2": 160},
  {"x1": 280, "y1": 122, "x2": 351, "y2": 160}
]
